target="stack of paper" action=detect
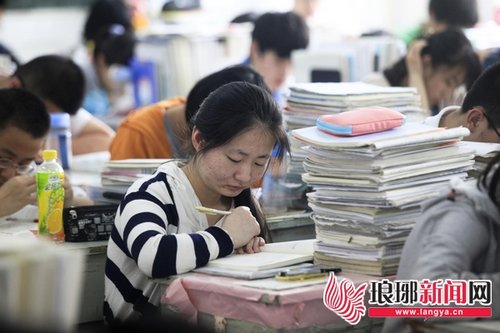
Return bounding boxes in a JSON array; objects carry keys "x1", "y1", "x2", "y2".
[
  {"x1": 458, "y1": 142, "x2": 500, "y2": 178},
  {"x1": 92, "y1": 159, "x2": 173, "y2": 204},
  {"x1": 292, "y1": 122, "x2": 473, "y2": 276},
  {"x1": 0, "y1": 237, "x2": 84, "y2": 332},
  {"x1": 285, "y1": 82, "x2": 423, "y2": 131},
  {"x1": 284, "y1": 82, "x2": 423, "y2": 174},
  {"x1": 101, "y1": 159, "x2": 172, "y2": 186}
]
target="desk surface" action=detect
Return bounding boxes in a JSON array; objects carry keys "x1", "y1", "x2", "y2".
[
  {"x1": 159, "y1": 271, "x2": 381, "y2": 332},
  {"x1": 0, "y1": 219, "x2": 108, "y2": 254}
]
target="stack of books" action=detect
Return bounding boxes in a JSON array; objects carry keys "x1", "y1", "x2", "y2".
[
  {"x1": 0, "y1": 236, "x2": 84, "y2": 332},
  {"x1": 458, "y1": 142, "x2": 500, "y2": 178},
  {"x1": 87, "y1": 159, "x2": 171, "y2": 204},
  {"x1": 284, "y1": 82, "x2": 422, "y2": 174},
  {"x1": 292, "y1": 122, "x2": 473, "y2": 276}
]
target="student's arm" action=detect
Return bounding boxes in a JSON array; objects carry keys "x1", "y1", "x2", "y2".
[
  {"x1": 117, "y1": 175, "x2": 260, "y2": 279},
  {"x1": 406, "y1": 201, "x2": 500, "y2": 317},
  {"x1": 406, "y1": 40, "x2": 431, "y2": 114},
  {"x1": 72, "y1": 117, "x2": 115, "y2": 155},
  {"x1": 116, "y1": 178, "x2": 233, "y2": 279},
  {"x1": 0, "y1": 175, "x2": 36, "y2": 217}
]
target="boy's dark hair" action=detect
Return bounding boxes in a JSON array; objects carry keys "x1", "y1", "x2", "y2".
[
  {"x1": 93, "y1": 24, "x2": 136, "y2": 66},
  {"x1": 461, "y1": 62, "x2": 500, "y2": 132},
  {"x1": 14, "y1": 55, "x2": 85, "y2": 115},
  {"x1": 185, "y1": 64, "x2": 268, "y2": 124},
  {"x1": 384, "y1": 28, "x2": 481, "y2": 92},
  {"x1": 192, "y1": 82, "x2": 289, "y2": 242},
  {"x1": 84, "y1": 0, "x2": 133, "y2": 42},
  {"x1": 251, "y1": 11, "x2": 309, "y2": 59},
  {"x1": 0, "y1": 88, "x2": 49, "y2": 138},
  {"x1": 429, "y1": 0, "x2": 478, "y2": 28}
]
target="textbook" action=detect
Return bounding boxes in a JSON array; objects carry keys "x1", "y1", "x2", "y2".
[{"x1": 200, "y1": 239, "x2": 316, "y2": 273}]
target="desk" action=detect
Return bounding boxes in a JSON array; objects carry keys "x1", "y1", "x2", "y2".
[
  {"x1": 158, "y1": 272, "x2": 383, "y2": 333},
  {"x1": 0, "y1": 220, "x2": 107, "y2": 323}
]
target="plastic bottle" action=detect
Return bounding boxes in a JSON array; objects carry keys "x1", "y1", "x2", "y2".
[
  {"x1": 37, "y1": 149, "x2": 65, "y2": 242},
  {"x1": 45, "y1": 113, "x2": 72, "y2": 170}
]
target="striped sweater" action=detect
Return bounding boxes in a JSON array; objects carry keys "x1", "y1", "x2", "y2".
[{"x1": 104, "y1": 161, "x2": 234, "y2": 323}]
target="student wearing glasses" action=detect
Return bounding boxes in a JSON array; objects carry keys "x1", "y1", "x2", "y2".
[
  {"x1": 424, "y1": 62, "x2": 500, "y2": 143},
  {"x1": 0, "y1": 88, "x2": 92, "y2": 218}
]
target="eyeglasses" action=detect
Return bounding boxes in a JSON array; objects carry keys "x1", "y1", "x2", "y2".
[
  {"x1": 0, "y1": 158, "x2": 35, "y2": 175},
  {"x1": 482, "y1": 111, "x2": 500, "y2": 139}
]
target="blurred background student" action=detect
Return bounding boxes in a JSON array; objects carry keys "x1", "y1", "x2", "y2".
[
  {"x1": 363, "y1": 28, "x2": 481, "y2": 116},
  {"x1": 399, "y1": 0, "x2": 478, "y2": 46},
  {"x1": 8, "y1": 55, "x2": 115, "y2": 155},
  {"x1": 244, "y1": 11, "x2": 309, "y2": 106},
  {"x1": 109, "y1": 64, "x2": 267, "y2": 160},
  {"x1": 72, "y1": 0, "x2": 137, "y2": 117}
]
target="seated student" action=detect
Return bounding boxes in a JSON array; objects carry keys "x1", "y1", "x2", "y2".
[
  {"x1": 363, "y1": 28, "x2": 481, "y2": 115},
  {"x1": 424, "y1": 61, "x2": 500, "y2": 143},
  {"x1": 73, "y1": 0, "x2": 136, "y2": 117},
  {"x1": 381, "y1": 150, "x2": 500, "y2": 333},
  {"x1": 0, "y1": 89, "x2": 92, "y2": 218},
  {"x1": 104, "y1": 82, "x2": 289, "y2": 323},
  {"x1": 398, "y1": 0, "x2": 478, "y2": 47},
  {"x1": 109, "y1": 64, "x2": 267, "y2": 160},
  {"x1": 7, "y1": 55, "x2": 116, "y2": 155},
  {"x1": 246, "y1": 11, "x2": 309, "y2": 106}
]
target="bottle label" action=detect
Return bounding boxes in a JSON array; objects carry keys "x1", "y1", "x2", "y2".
[{"x1": 37, "y1": 171, "x2": 65, "y2": 241}]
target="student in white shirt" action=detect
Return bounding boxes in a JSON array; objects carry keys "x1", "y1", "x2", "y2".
[{"x1": 8, "y1": 55, "x2": 116, "y2": 155}]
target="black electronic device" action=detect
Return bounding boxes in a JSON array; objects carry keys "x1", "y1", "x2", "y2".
[{"x1": 63, "y1": 204, "x2": 118, "y2": 242}]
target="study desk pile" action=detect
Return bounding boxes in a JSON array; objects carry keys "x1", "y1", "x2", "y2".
[
  {"x1": 292, "y1": 122, "x2": 473, "y2": 276},
  {"x1": 284, "y1": 82, "x2": 422, "y2": 174}
]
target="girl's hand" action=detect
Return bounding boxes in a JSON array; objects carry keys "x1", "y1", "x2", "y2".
[{"x1": 236, "y1": 236, "x2": 265, "y2": 254}]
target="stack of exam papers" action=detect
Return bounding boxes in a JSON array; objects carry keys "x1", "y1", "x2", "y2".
[{"x1": 291, "y1": 122, "x2": 473, "y2": 276}]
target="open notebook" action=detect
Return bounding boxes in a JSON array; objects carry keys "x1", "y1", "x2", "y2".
[{"x1": 194, "y1": 239, "x2": 316, "y2": 279}]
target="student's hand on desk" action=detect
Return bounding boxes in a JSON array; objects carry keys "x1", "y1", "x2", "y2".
[
  {"x1": 0, "y1": 175, "x2": 36, "y2": 217},
  {"x1": 236, "y1": 236, "x2": 265, "y2": 254},
  {"x1": 220, "y1": 206, "x2": 261, "y2": 249}
]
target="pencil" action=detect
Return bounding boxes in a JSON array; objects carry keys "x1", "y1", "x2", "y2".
[{"x1": 195, "y1": 206, "x2": 232, "y2": 216}]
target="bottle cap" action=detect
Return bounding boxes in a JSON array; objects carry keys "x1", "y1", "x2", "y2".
[
  {"x1": 50, "y1": 113, "x2": 70, "y2": 128},
  {"x1": 42, "y1": 149, "x2": 57, "y2": 160}
]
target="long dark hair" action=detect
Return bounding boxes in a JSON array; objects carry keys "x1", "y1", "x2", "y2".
[
  {"x1": 191, "y1": 82, "x2": 289, "y2": 242},
  {"x1": 480, "y1": 151, "x2": 500, "y2": 207},
  {"x1": 384, "y1": 28, "x2": 480, "y2": 92}
]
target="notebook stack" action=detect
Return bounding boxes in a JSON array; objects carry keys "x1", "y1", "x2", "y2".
[
  {"x1": 284, "y1": 82, "x2": 423, "y2": 174},
  {"x1": 458, "y1": 142, "x2": 500, "y2": 179},
  {"x1": 291, "y1": 122, "x2": 474, "y2": 276},
  {"x1": 87, "y1": 159, "x2": 172, "y2": 204}
]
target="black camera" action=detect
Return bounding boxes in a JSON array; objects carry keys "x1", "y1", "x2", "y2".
[{"x1": 63, "y1": 204, "x2": 118, "y2": 242}]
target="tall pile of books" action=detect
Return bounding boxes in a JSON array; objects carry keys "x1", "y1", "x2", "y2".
[
  {"x1": 284, "y1": 82, "x2": 423, "y2": 174},
  {"x1": 291, "y1": 122, "x2": 474, "y2": 276}
]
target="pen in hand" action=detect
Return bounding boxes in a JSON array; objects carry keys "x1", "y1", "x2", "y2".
[{"x1": 195, "y1": 206, "x2": 232, "y2": 216}]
